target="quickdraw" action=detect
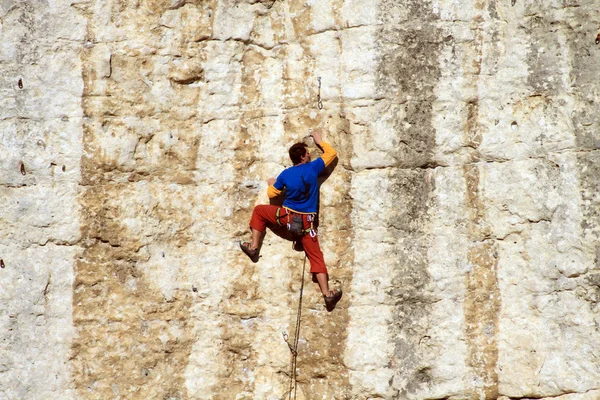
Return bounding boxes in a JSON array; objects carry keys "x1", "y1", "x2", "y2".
[
  {"x1": 307, "y1": 214, "x2": 317, "y2": 237},
  {"x1": 282, "y1": 331, "x2": 297, "y2": 356},
  {"x1": 317, "y1": 77, "x2": 323, "y2": 110}
]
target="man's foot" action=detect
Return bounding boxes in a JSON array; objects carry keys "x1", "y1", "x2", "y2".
[
  {"x1": 324, "y1": 289, "x2": 342, "y2": 312},
  {"x1": 240, "y1": 242, "x2": 259, "y2": 263}
]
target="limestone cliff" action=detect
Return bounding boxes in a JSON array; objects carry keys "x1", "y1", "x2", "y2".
[{"x1": 1, "y1": 0, "x2": 600, "y2": 399}]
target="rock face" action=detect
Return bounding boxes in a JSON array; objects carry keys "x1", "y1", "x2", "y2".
[{"x1": 1, "y1": 0, "x2": 600, "y2": 399}]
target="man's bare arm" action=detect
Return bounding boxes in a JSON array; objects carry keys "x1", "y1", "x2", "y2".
[{"x1": 311, "y1": 132, "x2": 337, "y2": 167}]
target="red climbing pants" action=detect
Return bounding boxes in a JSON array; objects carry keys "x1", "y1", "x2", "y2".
[{"x1": 249, "y1": 204, "x2": 327, "y2": 274}]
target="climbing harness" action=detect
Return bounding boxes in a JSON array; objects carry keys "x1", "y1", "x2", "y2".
[
  {"x1": 282, "y1": 254, "x2": 307, "y2": 400},
  {"x1": 275, "y1": 207, "x2": 317, "y2": 237},
  {"x1": 317, "y1": 77, "x2": 323, "y2": 110}
]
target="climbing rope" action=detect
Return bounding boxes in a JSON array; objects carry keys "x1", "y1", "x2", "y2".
[
  {"x1": 282, "y1": 252, "x2": 307, "y2": 400},
  {"x1": 317, "y1": 77, "x2": 323, "y2": 110}
]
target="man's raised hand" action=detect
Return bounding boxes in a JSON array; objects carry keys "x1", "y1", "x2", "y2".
[{"x1": 311, "y1": 131, "x2": 322, "y2": 144}]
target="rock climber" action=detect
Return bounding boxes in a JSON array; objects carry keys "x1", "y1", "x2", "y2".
[{"x1": 240, "y1": 131, "x2": 343, "y2": 312}]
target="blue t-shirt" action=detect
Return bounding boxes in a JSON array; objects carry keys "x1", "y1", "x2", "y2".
[{"x1": 273, "y1": 158, "x2": 326, "y2": 213}]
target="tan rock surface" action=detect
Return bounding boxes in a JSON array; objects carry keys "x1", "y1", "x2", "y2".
[{"x1": 1, "y1": 0, "x2": 600, "y2": 399}]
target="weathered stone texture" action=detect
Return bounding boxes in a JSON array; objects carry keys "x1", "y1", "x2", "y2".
[
  {"x1": 2, "y1": 0, "x2": 600, "y2": 399},
  {"x1": 0, "y1": 1, "x2": 83, "y2": 399}
]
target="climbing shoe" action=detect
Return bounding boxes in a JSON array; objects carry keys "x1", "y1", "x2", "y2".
[
  {"x1": 240, "y1": 242, "x2": 259, "y2": 263},
  {"x1": 324, "y1": 289, "x2": 343, "y2": 312}
]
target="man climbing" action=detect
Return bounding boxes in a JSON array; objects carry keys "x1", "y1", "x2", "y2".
[{"x1": 240, "y1": 131, "x2": 343, "y2": 312}]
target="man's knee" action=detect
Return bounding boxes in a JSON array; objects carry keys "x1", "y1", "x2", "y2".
[{"x1": 250, "y1": 204, "x2": 276, "y2": 231}]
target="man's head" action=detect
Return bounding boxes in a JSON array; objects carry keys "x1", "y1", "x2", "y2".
[{"x1": 289, "y1": 142, "x2": 310, "y2": 165}]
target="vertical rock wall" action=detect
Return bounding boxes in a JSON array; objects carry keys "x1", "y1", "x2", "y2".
[
  {"x1": 0, "y1": 1, "x2": 83, "y2": 399},
  {"x1": 1, "y1": 0, "x2": 600, "y2": 399}
]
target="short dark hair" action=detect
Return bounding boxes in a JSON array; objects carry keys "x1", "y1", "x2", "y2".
[{"x1": 289, "y1": 142, "x2": 308, "y2": 165}]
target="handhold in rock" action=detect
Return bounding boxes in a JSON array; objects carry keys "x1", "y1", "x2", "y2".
[
  {"x1": 596, "y1": 33, "x2": 600, "y2": 45},
  {"x1": 0, "y1": 259, "x2": 5, "y2": 269},
  {"x1": 18, "y1": 78, "x2": 23, "y2": 89},
  {"x1": 168, "y1": 60, "x2": 204, "y2": 84},
  {"x1": 511, "y1": 0, "x2": 516, "y2": 5},
  {"x1": 20, "y1": 161, "x2": 26, "y2": 175}
]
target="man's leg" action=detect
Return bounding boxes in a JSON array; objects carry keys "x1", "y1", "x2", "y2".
[
  {"x1": 249, "y1": 228, "x2": 265, "y2": 251},
  {"x1": 246, "y1": 204, "x2": 282, "y2": 252},
  {"x1": 301, "y1": 234, "x2": 331, "y2": 296},
  {"x1": 314, "y1": 272, "x2": 331, "y2": 297}
]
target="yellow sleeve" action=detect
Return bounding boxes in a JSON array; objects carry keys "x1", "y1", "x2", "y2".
[
  {"x1": 319, "y1": 141, "x2": 337, "y2": 167},
  {"x1": 267, "y1": 185, "x2": 282, "y2": 198}
]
